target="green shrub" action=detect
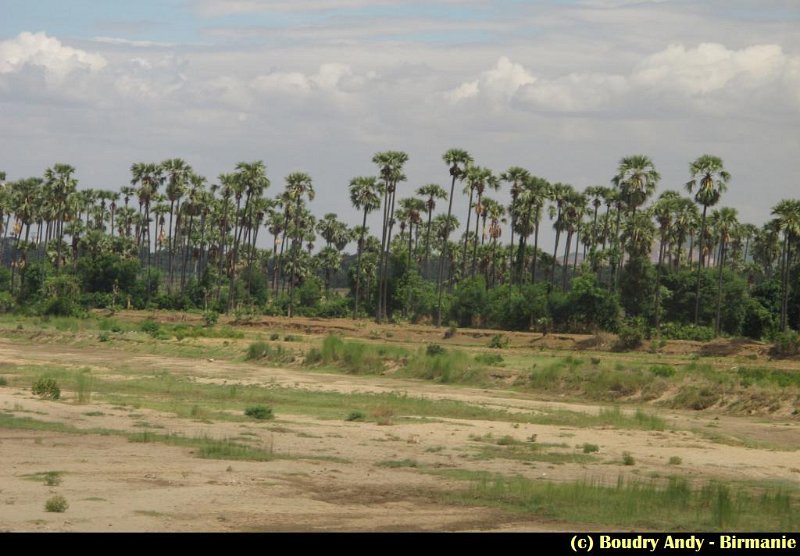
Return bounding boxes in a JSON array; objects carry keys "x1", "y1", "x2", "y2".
[
  {"x1": 649, "y1": 365, "x2": 675, "y2": 378},
  {"x1": 245, "y1": 341, "x2": 292, "y2": 364},
  {"x1": 270, "y1": 333, "x2": 280, "y2": 341},
  {"x1": 488, "y1": 334, "x2": 509, "y2": 349},
  {"x1": 659, "y1": 322, "x2": 715, "y2": 341},
  {"x1": 474, "y1": 352, "x2": 504, "y2": 366},
  {"x1": 203, "y1": 310, "x2": 219, "y2": 327},
  {"x1": 98, "y1": 331, "x2": 110, "y2": 342},
  {"x1": 244, "y1": 405, "x2": 274, "y2": 420},
  {"x1": 284, "y1": 335, "x2": 299, "y2": 342},
  {"x1": 345, "y1": 410, "x2": 365, "y2": 422},
  {"x1": 426, "y1": 343, "x2": 445, "y2": 356},
  {"x1": 614, "y1": 321, "x2": 645, "y2": 351},
  {"x1": 32, "y1": 377, "x2": 60, "y2": 400},
  {"x1": 140, "y1": 319, "x2": 160, "y2": 338},
  {"x1": 582, "y1": 443, "x2": 600, "y2": 454},
  {"x1": 622, "y1": 451, "x2": 635, "y2": 466},
  {"x1": 669, "y1": 456, "x2": 683, "y2": 465},
  {"x1": 0, "y1": 376, "x2": 7, "y2": 386},
  {"x1": 45, "y1": 495, "x2": 68, "y2": 513},
  {"x1": 771, "y1": 331, "x2": 799, "y2": 357}
]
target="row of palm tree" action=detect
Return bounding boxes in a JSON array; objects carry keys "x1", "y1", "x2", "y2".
[{"x1": 1, "y1": 151, "x2": 798, "y2": 335}]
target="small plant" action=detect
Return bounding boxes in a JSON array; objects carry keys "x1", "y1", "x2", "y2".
[
  {"x1": 45, "y1": 495, "x2": 69, "y2": 513},
  {"x1": 32, "y1": 377, "x2": 60, "y2": 400},
  {"x1": 443, "y1": 322, "x2": 457, "y2": 339},
  {"x1": 0, "y1": 376, "x2": 7, "y2": 386},
  {"x1": 283, "y1": 335, "x2": 299, "y2": 342},
  {"x1": 771, "y1": 331, "x2": 800, "y2": 357},
  {"x1": 44, "y1": 471, "x2": 62, "y2": 486},
  {"x1": 474, "y1": 352, "x2": 504, "y2": 365},
  {"x1": 98, "y1": 331, "x2": 110, "y2": 342},
  {"x1": 622, "y1": 451, "x2": 636, "y2": 466},
  {"x1": 76, "y1": 371, "x2": 93, "y2": 404},
  {"x1": 270, "y1": 333, "x2": 280, "y2": 341},
  {"x1": 345, "y1": 410, "x2": 365, "y2": 421},
  {"x1": 203, "y1": 310, "x2": 219, "y2": 327},
  {"x1": 426, "y1": 343, "x2": 445, "y2": 356},
  {"x1": 496, "y1": 435, "x2": 518, "y2": 446},
  {"x1": 650, "y1": 365, "x2": 676, "y2": 378},
  {"x1": 614, "y1": 323, "x2": 644, "y2": 351},
  {"x1": 140, "y1": 319, "x2": 160, "y2": 338},
  {"x1": 244, "y1": 405, "x2": 274, "y2": 420},
  {"x1": 488, "y1": 334, "x2": 509, "y2": 349},
  {"x1": 582, "y1": 443, "x2": 600, "y2": 454},
  {"x1": 669, "y1": 456, "x2": 683, "y2": 465}
]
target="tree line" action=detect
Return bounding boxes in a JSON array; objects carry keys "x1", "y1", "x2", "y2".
[{"x1": 0, "y1": 150, "x2": 798, "y2": 343}]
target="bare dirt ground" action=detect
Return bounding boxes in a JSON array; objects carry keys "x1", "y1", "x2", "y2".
[{"x1": 0, "y1": 317, "x2": 798, "y2": 531}]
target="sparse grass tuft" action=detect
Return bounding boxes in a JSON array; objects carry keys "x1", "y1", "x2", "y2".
[
  {"x1": 669, "y1": 456, "x2": 683, "y2": 465},
  {"x1": 622, "y1": 451, "x2": 636, "y2": 466},
  {"x1": 345, "y1": 410, "x2": 365, "y2": 421},
  {"x1": 582, "y1": 443, "x2": 600, "y2": 454},
  {"x1": 376, "y1": 458, "x2": 418, "y2": 468}
]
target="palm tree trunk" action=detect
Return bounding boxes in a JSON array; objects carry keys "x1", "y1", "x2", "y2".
[
  {"x1": 530, "y1": 213, "x2": 540, "y2": 285},
  {"x1": 436, "y1": 174, "x2": 458, "y2": 327},
  {"x1": 461, "y1": 187, "x2": 475, "y2": 279},
  {"x1": 423, "y1": 206, "x2": 433, "y2": 272},
  {"x1": 715, "y1": 239, "x2": 727, "y2": 336},
  {"x1": 167, "y1": 200, "x2": 175, "y2": 293},
  {"x1": 693, "y1": 205, "x2": 708, "y2": 325}
]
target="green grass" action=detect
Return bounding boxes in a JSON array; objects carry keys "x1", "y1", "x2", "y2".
[
  {"x1": 376, "y1": 458, "x2": 419, "y2": 468},
  {"x1": 443, "y1": 472, "x2": 799, "y2": 531},
  {"x1": 23, "y1": 471, "x2": 64, "y2": 486}
]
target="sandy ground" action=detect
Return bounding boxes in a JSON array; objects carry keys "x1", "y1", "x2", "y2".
[{"x1": 0, "y1": 331, "x2": 799, "y2": 531}]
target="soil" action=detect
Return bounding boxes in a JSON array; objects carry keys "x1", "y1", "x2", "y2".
[{"x1": 0, "y1": 316, "x2": 798, "y2": 532}]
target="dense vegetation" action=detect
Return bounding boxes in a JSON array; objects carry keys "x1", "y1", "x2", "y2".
[{"x1": 0, "y1": 151, "x2": 798, "y2": 343}]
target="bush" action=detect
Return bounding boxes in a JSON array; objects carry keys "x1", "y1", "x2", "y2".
[
  {"x1": 270, "y1": 333, "x2": 280, "y2": 341},
  {"x1": 426, "y1": 344, "x2": 445, "y2": 356},
  {"x1": 488, "y1": 334, "x2": 508, "y2": 349},
  {"x1": 245, "y1": 341, "x2": 292, "y2": 363},
  {"x1": 0, "y1": 376, "x2": 7, "y2": 386},
  {"x1": 649, "y1": 365, "x2": 675, "y2": 378},
  {"x1": 771, "y1": 331, "x2": 800, "y2": 357},
  {"x1": 140, "y1": 319, "x2": 160, "y2": 338},
  {"x1": 345, "y1": 410, "x2": 365, "y2": 422},
  {"x1": 659, "y1": 322, "x2": 715, "y2": 341},
  {"x1": 582, "y1": 443, "x2": 600, "y2": 454},
  {"x1": 203, "y1": 310, "x2": 219, "y2": 327},
  {"x1": 98, "y1": 331, "x2": 110, "y2": 342},
  {"x1": 614, "y1": 321, "x2": 645, "y2": 351},
  {"x1": 741, "y1": 299, "x2": 774, "y2": 340},
  {"x1": 622, "y1": 452, "x2": 635, "y2": 466},
  {"x1": 244, "y1": 405, "x2": 274, "y2": 420},
  {"x1": 474, "y1": 352, "x2": 504, "y2": 366},
  {"x1": 32, "y1": 377, "x2": 60, "y2": 400},
  {"x1": 45, "y1": 495, "x2": 69, "y2": 513}
]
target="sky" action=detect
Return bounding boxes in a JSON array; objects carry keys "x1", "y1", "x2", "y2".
[{"x1": 1, "y1": 0, "x2": 798, "y2": 246}]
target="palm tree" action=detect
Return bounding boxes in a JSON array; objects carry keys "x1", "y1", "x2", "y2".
[
  {"x1": 43, "y1": 164, "x2": 78, "y2": 272},
  {"x1": 709, "y1": 207, "x2": 739, "y2": 335},
  {"x1": 469, "y1": 169, "x2": 499, "y2": 277},
  {"x1": 161, "y1": 158, "x2": 192, "y2": 293},
  {"x1": 283, "y1": 171, "x2": 314, "y2": 317},
  {"x1": 437, "y1": 148, "x2": 473, "y2": 326},
  {"x1": 686, "y1": 154, "x2": 731, "y2": 324},
  {"x1": 547, "y1": 182, "x2": 572, "y2": 287},
  {"x1": 500, "y1": 166, "x2": 530, "y2": 276},
  {"x1": 651, "y1": 191, "x2": 681, "y2": 331},
  {"x1": 616, "y1": 155, "x2": 660, "y2": 218},
  {"x1": 416, "y1": 183, "x2": 447, "y2": 272},
  {"x1": 349, "y1": 176, "x2": 381, "y2": 318},
  {"x1": 771, "y1": 199, "x2": 800, "y2": 331}
]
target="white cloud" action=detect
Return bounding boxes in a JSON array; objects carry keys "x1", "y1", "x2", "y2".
[
  {"x1": 445, "y1": 43, "x2": 800, "y2": 114},
  {"x1": 632, "y1": 42, "x2": 790, "y2": 94},
  {"x1": 92, "y1": 36, "x2": 177, "y2": 48},
  {"x1": 0, "y1": 31, "x2": 107, "y2": 83},
  {"x1": 445, "y1": 56, "x2": 535, "y2": 104}
]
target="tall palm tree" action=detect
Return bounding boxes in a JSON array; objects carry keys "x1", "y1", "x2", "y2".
[
  {"x1": 686, "y1": 154, "x2": 731, "y2": 324},
  {"x1": 161, "y1": 158, "x2": 192, "y2": 293},
  {"x1": 500, "y1": 166, "x2": 530, "y2": 276},
  {"x1": 771, "y1": 199, "x2": 800, "y2": 331},
  {"x1": 470, "y1": 169, "x2": 499, "y2": 277},
  {"x1": 349, "y1": 176, "x2": 381, "y2": 318},
  {"x1": 283, "y1": 171, "x2": 314, "y2": 317},
  {"x1": 709, "y1": 207, "x2": 738, "y2": 336},
  {"x1": 372, "y1": 151, "x2": 408, "y2": 322},
  {"x1": 437, "y1": 148, "x2": 473, "y2": 326},
  {"x1": 43, "y1": 163, "x2": 78, "y2": 272},
  {"x1": 416, "y1": 183, "x2": 447, "y2": 272}
]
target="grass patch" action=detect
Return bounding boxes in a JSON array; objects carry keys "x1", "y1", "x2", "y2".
[
  {"x1": 445, "y1": 473, "x2": 799, "y2": 530},
  {"x1": 244, "y1": 404, "x2": 274, "y2": 420},
  {"x1": 245, "y1": 341, "x2": 294, "y2": 364},
  {"x1": 376, "y1": 458, "x2": 418, "y2": 468},
  {"x1": 128, "y1": 432, "x2": 275, "y2": 461},
  {"x1": 305, "y1": 335, "x2": 403, "y2": 374},
  {"x1": 23, "y1": 471, "x2": 64, "y2": 486}
]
